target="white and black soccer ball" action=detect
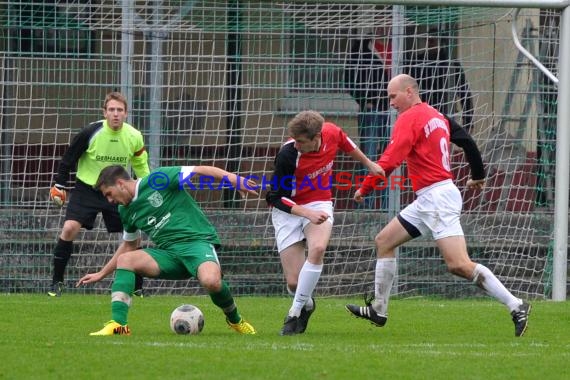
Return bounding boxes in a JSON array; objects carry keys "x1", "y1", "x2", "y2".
[{"x1": 170, "y1": 304, "x2": 205, "y2": 335}]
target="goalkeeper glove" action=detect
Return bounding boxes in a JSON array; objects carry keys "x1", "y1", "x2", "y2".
[{"x1": 50, "y1": 184, "x2": 67, "y2": 208}]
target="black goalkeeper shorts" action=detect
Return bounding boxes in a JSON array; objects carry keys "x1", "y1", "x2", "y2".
[{"x1": 64, "y1": 179, "x2": 123, "y2": 232}]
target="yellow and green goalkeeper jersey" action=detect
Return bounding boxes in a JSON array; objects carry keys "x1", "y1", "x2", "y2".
[
  {"x1": 55, "y1": 120, "x2": 150, "y2": 187},
  {"x1": 119, "y1": 166, "x2": 221, "y2": 248}
]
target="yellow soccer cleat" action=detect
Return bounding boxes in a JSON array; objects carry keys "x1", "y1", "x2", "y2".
[
  {"x1": 90, "y1": 320, "x2": 131, "y2": 336},
  {"x1": 226, "y1": 318, "x2": 256, "y2": 335}
]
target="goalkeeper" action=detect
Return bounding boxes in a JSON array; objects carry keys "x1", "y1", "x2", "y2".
[{"x1": 48, "y1": 92, "x2": 150, "y2": 297}]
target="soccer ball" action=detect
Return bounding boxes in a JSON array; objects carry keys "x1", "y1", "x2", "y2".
[{"x1": 170, "y1": 304, "x2": 204, "y2": 335}]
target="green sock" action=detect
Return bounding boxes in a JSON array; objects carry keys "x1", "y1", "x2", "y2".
[
  {"x1": 111, "y1": 302, "x2": 129, "y2": 326},
  {"x1": 209, "y1": 280, "x2": 241, "y2": 324},
  {"x1": 111, "y1": 269, "x2": 135, "y2": 325}
]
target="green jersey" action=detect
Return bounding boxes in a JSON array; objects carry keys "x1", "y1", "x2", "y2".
[{"x1": 119, "y1": 166, "x2": 220, "y2": 248}]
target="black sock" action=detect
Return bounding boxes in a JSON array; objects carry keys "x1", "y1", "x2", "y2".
[
  {"x1": 134, "y1": 273, "x2": 144, "y2": 292},
  {"x1": 52, "y1": 238, "x2": 73, "y2": 284},
  {"x1": 133, "y1": 246, "x2": 144, "y2": 292}
]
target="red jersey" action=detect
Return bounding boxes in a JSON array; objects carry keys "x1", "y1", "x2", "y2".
[
  {"x1": 373, "y1": 40, "x2": 392, "y2": 67},
  {"x1": 360, "y1": 103, "x2": 453, "y2": 194},
  {"x1": 266, "y1": 122, "x2": 356, "y2": 213}
]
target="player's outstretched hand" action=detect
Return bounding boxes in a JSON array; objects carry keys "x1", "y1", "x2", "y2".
[
  {"x1": 49, "y1": 184, "x2": 67, "y2": 208},
  {"x1": 237, "y1": 177, "x2": 259, "y2": 198},
  {"x1": 76, "y1": 272, "x2": 104, "y2": 287}
]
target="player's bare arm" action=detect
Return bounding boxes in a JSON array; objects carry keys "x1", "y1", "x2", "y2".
[
  {"x1": 76, "y1": 239, "x2": 139, "y2": 286},
  {"x1": 347, "y1": 149, "x2": 386, "y2": 177},
  {"x1": 366, "y1": 162, "x2": 385, "y2": 177},
  {"x1": 191, "y1": 165, "x2": 259, "y2": 197}
]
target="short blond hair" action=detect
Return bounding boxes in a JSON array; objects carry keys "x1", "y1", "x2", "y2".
[{"x1": 287, "y1": 110, "x2": 324, "y2": 139}]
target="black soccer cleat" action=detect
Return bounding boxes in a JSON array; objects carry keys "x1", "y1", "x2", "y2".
[
  {"x1": 345, "y1": 303, "x2": 387, "y2": 327},
  {"x1": 279, "y1": 315, "x2": 299, "y2": 336},
  {"x1": 511, "y1": 301, "x2": 531, "y2": 337},
  {"x1": 47, "y1": 281, "x2": 64, "y2": 297},
  {"x1": 296, "y1": 298, "x2": 316, "y2": 334}
]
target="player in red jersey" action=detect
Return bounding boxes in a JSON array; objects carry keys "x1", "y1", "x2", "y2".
[
  {"x1": 266, "y1": 110, "x2": 382, "y2": 335},
  {"x1": 346, "y1": 74, "x2": 531, "y2": 337}
]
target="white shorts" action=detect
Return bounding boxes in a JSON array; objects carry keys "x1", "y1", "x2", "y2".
[
  {"x1": 399, "y1": 179, "x2": 464, "y2": 240},
  {"x1": 271, "y1": 201, "x2": 334, "y2": 253}
]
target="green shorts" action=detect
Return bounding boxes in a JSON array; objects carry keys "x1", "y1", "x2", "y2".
[{"x1": 145, "y1": 241, "x2": 219, "y2": 280}]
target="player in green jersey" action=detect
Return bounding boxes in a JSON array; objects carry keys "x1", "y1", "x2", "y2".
[
  {"x1": 48, "y1": 92, "x2": 150, "y2": 297},
  {"x1": 77, "y1": 164, "x2": 258, "y2": 335}
]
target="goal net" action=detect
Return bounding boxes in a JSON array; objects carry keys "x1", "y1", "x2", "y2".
[{"x1": 0, "y1": 1, "x2": 560, "y2": 299}]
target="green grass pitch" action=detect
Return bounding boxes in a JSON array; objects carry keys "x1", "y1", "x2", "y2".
[{"x1": 1, "y1": 294, "x2": 568, "y2": 379}]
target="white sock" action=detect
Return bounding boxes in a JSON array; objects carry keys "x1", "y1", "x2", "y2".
[
  {"x1": 471, "y1": 264, "x2": 522, "y2": 312},
  {"x1": 373, "y1": 258, "x2": 396, "y2": 316},
  {"x1": 287, "y1": 285, "x2": 314, "y2": 310},
  {"x1": 289, "y1": 261, "x2": 322, "y2": 317}
]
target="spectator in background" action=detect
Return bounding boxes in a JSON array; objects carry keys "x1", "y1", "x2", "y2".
[
  {"x1": 345, "y1": 26, "x2": 392, "y2": 209},
  {"x1": 405, "y1": 29, "x2": 475, "y2": 131}
]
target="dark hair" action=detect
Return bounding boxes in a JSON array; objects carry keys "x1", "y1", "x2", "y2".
[
  {"x1": 95, "y1": 165, "x2": 131, "y2": 190},
  {"x1": 103, "y1": 92, "x2": 128, "y2": 112},
  {"x1": 287, "y1": 110, "x2": 324, "y2": 140}
]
